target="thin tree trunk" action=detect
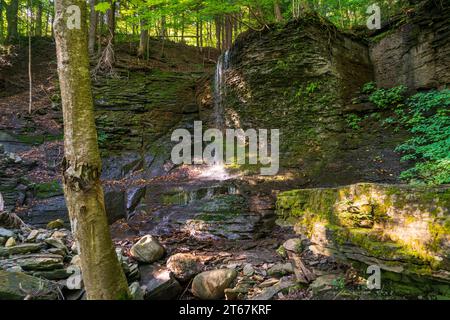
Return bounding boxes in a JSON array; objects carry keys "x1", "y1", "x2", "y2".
[
  {"x1": 53, "y1": 0, "x2": 130, "y2": 300},
  {"x1": 88, "y1": 0, "x2": 98, "y2": 55},
  {"x1": 0, "y1": 2, "x2": 4, "y2": 42},
  {"x1": 28, "y1": 0, "x2": 32, "y2": 114},
  {"x1": 6, "y1": 0, "x2": 19, "y2": 43},
  {"x1": 214, "y1": 15, "x2": 221, "y2": 52},
  {"x1": 137, "y1": 18, "x2": 148, "y2": 58},
  {"x1": 35, "y1": 2, "x2": 42, "y2": 36},
  {"x1": 224, "y1": 15, "x2": 232, "y2": 50},
  {"x1": 274, "y1": 1, "x2": 283, "y2": 22}
]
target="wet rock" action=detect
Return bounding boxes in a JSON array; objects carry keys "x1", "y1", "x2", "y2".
[
  {"x1": 166, "y1": 253, "x2": 203, "y2": 282},
  {"x1": 47, "y1": 219, "x2": 64, "y2": 230},
  {"x1": 130, "y1": 235, "x2": 165, "y2": 263},
  {"x1": 268, "y1": 263, "x2": 294, "y2": 277},
  {"x1": 192, "y1": 269, "x2": 238, "y2": 300},
  {"x1": 5, "y1": 237, "x2": 16, "y2": 247},
  {"x1": 0, "y1": 270, "x2": 60, "y2": 300}
]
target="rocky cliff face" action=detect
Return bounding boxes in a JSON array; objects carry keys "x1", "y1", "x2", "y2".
[
  {"x1": 370, "y1": 1, "x2": 450, "y2": 90},
  {"x1": 200, "y1": 15, "x2": 408, "y2": 186}
]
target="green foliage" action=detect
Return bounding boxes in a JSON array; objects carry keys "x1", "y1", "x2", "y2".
[
  {"x1": 95, "y1": 2, "x2": 112, "y2": 14},
  {"x1": 346, "y1": 114, "x2": 362, "y2": 130},
  {"x1": 98, "y1": 130, "x2": 108, "y2": 146},
  {"x1": 361, "y1": 81, "x2": 376, "y2": 94},
  {"x1": 368, "y1": 85, "x2": 408, "y2": 109},
  {"x1": 395, "y1": 89, "x2": 450, "y2": 185}
]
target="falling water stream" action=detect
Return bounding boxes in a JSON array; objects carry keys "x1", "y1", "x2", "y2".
[{"x1": 199, "y1": 50, "x2": 232, "y2": 181}]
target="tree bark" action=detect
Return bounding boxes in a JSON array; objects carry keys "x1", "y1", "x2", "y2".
[
  {"x1": 274, "y1": 0, "x2": 283, "y2": 22},
  {"x1": 35, "y1": 2, "x2": 43, "y2": 36},
  {"x1": 214, "y1": 15, "x2": 221, "y2": 52},
  {"x1": 53, "y1": 0, "x2": 130, "y2": 300},
  {"x1": 137, "y1": 18, "x2": 148, "y2": 58},
  {"x1": 88, "y1": 0, "x2": 98, "y2": 55},
  {"x1": 0, "y1": 2, "x2": 4, "y2": 42},
  {"x1": 6, "y1": 0, "x2": 19, "y2": 43}
]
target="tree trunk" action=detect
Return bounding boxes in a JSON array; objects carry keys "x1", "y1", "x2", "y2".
[
  {"x1": 88, "y1": 0, "x2": 98, "y2": 55},
  {"x1": 224, "y1": 15, "x2": 232, "y2": 51},
  {"x1": 274, "y1": 1, "x2": 283, "y2": 22},
  {"x1": 53, "y1": 0, "x2": 130, "y2": 300},
  {"x1": 215, "y1": 15, "x2": 221, "y2": 52},
  {"x1": 137, "y1": 18, "x2": 148, "y2": 58},
  {"x1": 0, "y1": 2, "x2": 4, "y2": 42},
  {"x1": 107, "y1": 1, "x2": 115, "y2": 43},
  {"x1": 6, "y1": 0, "x2": 19, "y2": 43},
  {"x1": 35, "y1": 2, "x2": 43, "y2": 36}
]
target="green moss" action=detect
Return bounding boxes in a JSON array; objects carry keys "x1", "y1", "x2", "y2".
[{"x1": 34, "y1": 181, "x2": 63, "y2": 199}]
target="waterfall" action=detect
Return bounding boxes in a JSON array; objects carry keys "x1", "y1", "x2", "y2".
[
  {"x1": 214, "y1": 50, "x2": 230, "y2": 130},
  {"x1": 198, "y1": 50, "x2": 232, "y2": 181}
]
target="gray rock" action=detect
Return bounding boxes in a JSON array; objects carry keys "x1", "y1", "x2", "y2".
[
  {"x1": 45, "y1": 238, "x2": 68, "y2": 254},
  {"x1": 283, "y1": 238, "x2": 304, "y2": 253},
  {"x1": 0, "y1": 227, "x2": 14, "y2": 238},
  {"x1": 32, "y1": 268, "x2": 72, "y2": 280},
  {"x1": 6, "y1": 243, "x2": 42, "y2": 255},
  {"x1": 268, "y1": 263, "x2": 294, "y2": 277},
  {"x1": 0, "y1": 270, "x2": 59, "y2": 300},
  {"x1": 243, "y1": 264, "x2": 255, "y2": 276},
  {"x1": 26, "y1": 230, "x2": 40, "y2": 242},
  {"x1": 250, "y1": 277, "x2": 295, "y2": 300},
  {"x1": 129, "y1": 282, "x2": 145, "y2": 300},
  {"x1": 191, "y1": 269, "x2": 238, "y2": 300},
  {"x1": 166, "y1": 253, "x2": 203, "y2": 282},
  {"x1": 144, "y1": 269, "x2": 182, "y2": 300},
  {"x1": 309, "y1": 274, "x2": 341, "y2": 295},
  {"x1": 130, "y1": 235, "x2": 165, "y2": 263},
  {"x1": 104, "y1": 187, "x2": 126, "y2": 224},
  {"x1": 14, "y1": 254, "x2": 64, "y2": 271}
]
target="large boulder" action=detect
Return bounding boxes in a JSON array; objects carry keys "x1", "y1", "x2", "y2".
[
  {"x1": 191, "y1": 269, "x2": 238, "y2": 300},
  {"x1": 130, "y1": 235, "x2": 165, "y2": 263},
  {"x1": 167, "y1": 253, "x2": 203, "y2": 282}
]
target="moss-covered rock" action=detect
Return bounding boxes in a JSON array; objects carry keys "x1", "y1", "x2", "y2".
[{"x1": 276, "y1": 183, "x2": 450, "y2": 296}]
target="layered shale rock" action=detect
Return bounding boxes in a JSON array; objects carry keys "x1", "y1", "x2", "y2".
[
  {"x1": 369, "y1": 0, "x2": 450, "y2": 91},
  {"x1": 199, "y1": 15, "x2": 409, "y2": 185}
]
